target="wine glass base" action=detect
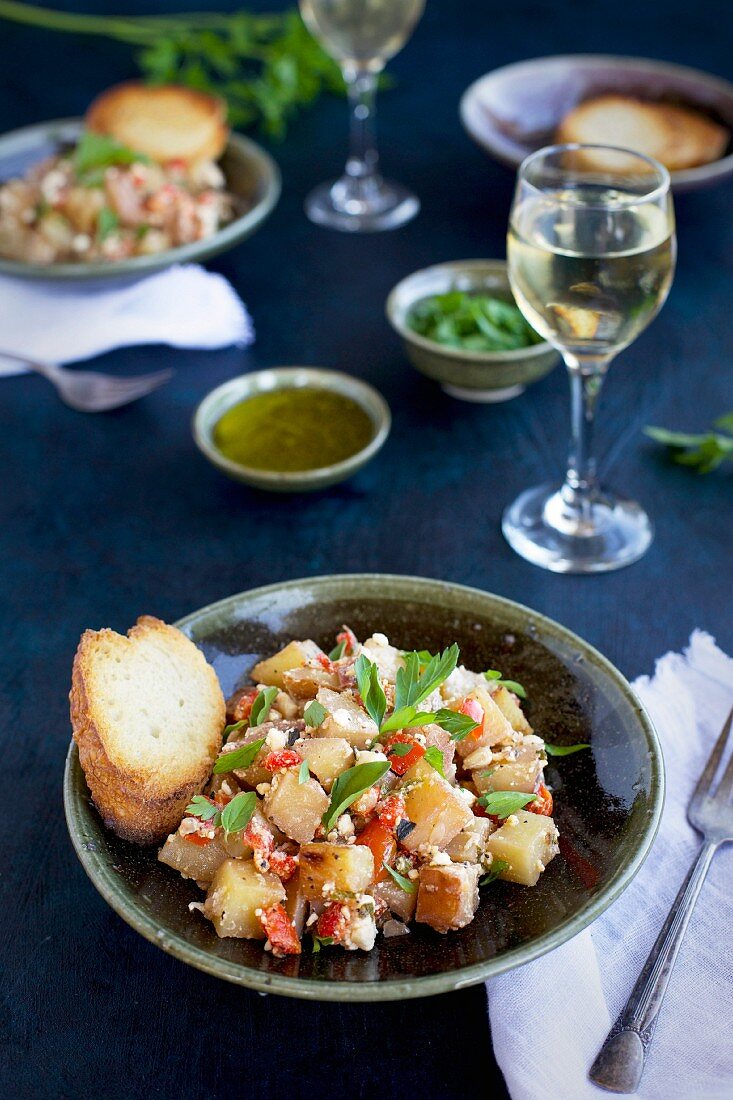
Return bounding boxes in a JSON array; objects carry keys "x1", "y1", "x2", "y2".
[
  {"x1": 502, "y1": 482, "x2": 653, "y2": 574},
  {"x1": 442, "y1": 383, "x2": 525, "y2": 403},
  {"x1": 305, "y1": 179, "x2": 420, "y2": 233}
]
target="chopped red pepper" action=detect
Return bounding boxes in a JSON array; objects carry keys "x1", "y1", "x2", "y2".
[
  {"x1": 269, "y1": 848, "x2": 298, "y2": 882},
  {"x1": 263, "y1": 749, "x2": 301, "y2": 772},
  {"x1": 183, "y1": 832, "x2": 214, "y2": 847},
  {"x1": 317, "y1": 901, "x2": 349, "y2": 944},
  {"x1": 243, "y1": 815, "x2": 275, "y2": 871},
  {"x1": 315, "y1": 653, "x2": 335, "y2": 672},
  {"x1": 356, "y1": 818, "x2": 397, "y2": 881},
  {"x1": 335, "y1": 625, "x2": 357, "y2": 656},
  {"x1": 230, "y1": 687, "x2": 258, "y2": 723},
  {"x1": 375, "y1": 792, "x2": 406, "y2": 831},
  {"x1": 258, "y1": 904, "x2": 301, "y2": 956},
  {"x1": 385, "y1": 733, "x2": 425, "y2": 776},
  {"x1": 529, "y1": 782, "x2": 553, "y2": 816},
  {"x1": 459, "y1": 697, "x2": 485, "y2": 741}
]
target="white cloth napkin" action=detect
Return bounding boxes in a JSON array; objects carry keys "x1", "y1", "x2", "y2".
[
  {"x1": 0, "y1": 263, "x2": 252, "y2": 375},
  {"x1": 488, "y1": 630, "x2": 733, "y2": 1100}
]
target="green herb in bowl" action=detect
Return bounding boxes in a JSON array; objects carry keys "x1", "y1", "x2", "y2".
[{"x1": 407, "y1": 291, "x2": 542, "y2": 353}]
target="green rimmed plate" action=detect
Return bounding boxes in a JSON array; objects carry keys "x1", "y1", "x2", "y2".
[
  {"x1": 0, "y1": 118, "x2": 280, "y2": 280},
  {"x1": 64, "y1": 574, "x2": 664, "y2": 1001}
]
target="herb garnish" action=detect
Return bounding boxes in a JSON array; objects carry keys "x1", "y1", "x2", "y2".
[
  {"x1": 645, "y1": 412, "x2": 733, "y2": 473},
  {"x1": 249, "y1": 686, "x2": 278, "y2": 727},
  {"x1": 212, "y1": 736, "x2": 266, "y2": 775},
  {"x1": 298, "y1": 758, "x2": 310, "y2": 784},
  {"x1": 185, "y1": 795, "x2": 220, "y2": 822},
  {"x1": 329, "y1": 640, "x2": 347, "y2": 661},
  {"x1": 543, "y1": 741, "x2": 590, "y2": 756},
  {"x1": 407, "y1": 291, "x2": 541, "y2": 353},
  {"x1": 74, "y1": 131, "x2": 148, "y2": 178},
  {"x1": 97, "y1": 206, "x2": 119, "y2": 240},
  {"x1": 423, "y1": 746, "x2": 445, "y2": 778},
  {"x1": 383, "y1": 863, "x2": 417, "y2": 893},
  {"x1": 479, "y1": 859, "x2": 510, "y2": 887},
  {"x1": 311, "y1": 934, "x2": 334, "y2": 953},
  {"x1": 220, "y1": 791, "x2": 256, "y2": 834},
  {"x1": 304, "y1": 700, "x2": 327, "y2": 728},
  {"x1": 484, "y1": 669, "x2": 527, "y2": 699},
  {"x1": 477, "y1": 791, "x2": 537, "y2": 818},
  {"x1": 322, "y1": 760, "x2": 390, "y2": 832},
  {"x1": 389, "y1": 742, "x2": 414, "y2": 758}
]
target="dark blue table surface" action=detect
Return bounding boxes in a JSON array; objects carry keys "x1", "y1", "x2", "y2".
[{"x1": 1, "y1": 1, "x2": 732, "y2": 1096}]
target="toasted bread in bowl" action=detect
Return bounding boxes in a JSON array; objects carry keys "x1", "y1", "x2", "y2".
[
  {"x1": 557, "y1": 94, "x2": 728, "y2": 172},
  {"x1": 70, "y1": 615, "x2": 225, "y2": 845},
  {"x1": 85, "y1": 82, "x2": 228, "y2": 164}
]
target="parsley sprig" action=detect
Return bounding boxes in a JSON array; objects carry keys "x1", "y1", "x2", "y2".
[
  {"x1": 645, "y1": 412, "x2": 733, "y2": 473},
  {"x1": 184, "y1": 791, "x2": 256, "y2": 835},
  {"x1": 484, "y1": 669, "x2": 527, "y2": 699},
  {"x1": 476, "y1": 791, "x2": 537, "y2": 818}
]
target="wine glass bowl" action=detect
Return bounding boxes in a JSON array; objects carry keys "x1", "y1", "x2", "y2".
[
  {"x1": 299, "y1": 0, "x2": 424, "y2": 232},
  {"x1": 503, "y1": 144, "x2": 676, "y2": 573}
]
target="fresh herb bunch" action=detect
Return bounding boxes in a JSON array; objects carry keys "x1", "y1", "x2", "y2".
[
  {"x1": 645, "y1": 412, "x2": 733, "y2": 473},
  {"x1": 0, "y1": 0, "x2": 344, "y2": 137},
  {"x1": 407, "y1": 291, "x2": 543, "y2": 353}
]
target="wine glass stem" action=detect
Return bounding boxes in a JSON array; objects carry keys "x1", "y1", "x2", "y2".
[
  {"x1": 562, "y1": 357, "x2": 610, "y2": 515},
  {"x1": 343, "y1": 69, "x2": 380, "y2": 191}
]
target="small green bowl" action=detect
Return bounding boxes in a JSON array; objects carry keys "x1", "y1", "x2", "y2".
[
  {"x1": 193, "y1": 367, "x2": 391, "y2": 492},
  {"x1": 386, "y1": 259, "x2": 560, "y2": 402},
  {"x1": 0, "y1": 118, "x2": 281, "y2": 280}
]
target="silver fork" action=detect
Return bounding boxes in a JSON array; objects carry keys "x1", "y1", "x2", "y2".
[
  {"x1": 590, "y1": 705, "x2": 733, "y2": 1093},
  {"x1": 1, "y1": 349, "x2": 173, "y2": 411}
]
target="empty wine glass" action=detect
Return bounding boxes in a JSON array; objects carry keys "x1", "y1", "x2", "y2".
[
  {"x1": 504, "y1": 144, "x2": 676, "y2": 573},
  {"x1": 299, "y1": 0, "x2": 424, "y2": 232}
]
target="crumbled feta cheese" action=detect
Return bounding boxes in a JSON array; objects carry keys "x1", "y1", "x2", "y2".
[
  {"x1": 408, "y1": 869, "x2": 419, "y2": 880},
  {"x1": 457, "y1": 786, "x2": 476, "y2": 805},
  {"x1": 305, "y1": 912, "x2": 318, "y2": 928},
  {"x1": 188, "y1": 901, "x2": 206, "y2": 914},
  {"x1": 463, "y1": 746, "x2": 495, "y2": 770},
  {"x1": 429, "y1": 851, "x2": 452, "y2": 866},
  {"x1": 265, "y1": 727, "x2": 287, "y2": 751},
  {"x1": 343, "y1": 909, "x2": 377, "y2": 951},
  {"x1": 336, "y1": 814, "x2": 354, "y2": 837},
  {"x1": 505, "y1": 815, "x2": 519, "y2": 827},
  {"x1": 355, "y1": 749, "x2": 388, "y2": 765},
  {"x1": 255, "y1": 782, "x2": 271, "y2": 797},
  {"x1": 321, "y1": 880, "x2": 336, "y2": 897}
]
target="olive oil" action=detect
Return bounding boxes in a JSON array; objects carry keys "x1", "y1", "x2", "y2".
[{"x1": 213, "y1": 387, "x2": 375, "y2": 472}]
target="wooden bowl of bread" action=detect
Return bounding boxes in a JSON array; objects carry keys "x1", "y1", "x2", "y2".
[{"x1": 461, "y1": 55, "x2": 733, "y2": 191}]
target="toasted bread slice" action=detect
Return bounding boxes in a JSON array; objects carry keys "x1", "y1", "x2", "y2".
[
  {"x1": 71, "y1": 616, "x2": 225, "y2": 845},
  {"x1": 557, "y1": 95, "x2": 728, "y2": 172},
  {"x1": 85, "y1": 82, "x2": 228, "y2": 164}
]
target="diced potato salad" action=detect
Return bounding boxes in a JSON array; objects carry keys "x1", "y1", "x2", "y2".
[{"x1": 159, "y1": 627, "x2": 564, "y2": 957}]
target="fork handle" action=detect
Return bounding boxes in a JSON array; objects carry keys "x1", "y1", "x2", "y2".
[{"x1": 589, "y1": 840, "x2": 718, "y2": 1093}]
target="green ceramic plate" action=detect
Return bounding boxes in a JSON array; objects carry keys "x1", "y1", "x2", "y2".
[
  {"x1": 64, "y1": 574, "x2": 664, "y2": 1001},
  {"x1": 0, "y1": 118, "x2": 280, "y2": 280}
]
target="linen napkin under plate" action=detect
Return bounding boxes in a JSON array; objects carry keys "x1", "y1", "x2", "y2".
[
  {"x1": 0, "y1": 263, "x2": 253, "y2": 375},
  {"x1": 488, "y1": 630, "x2": 733, "y2": 1100}
]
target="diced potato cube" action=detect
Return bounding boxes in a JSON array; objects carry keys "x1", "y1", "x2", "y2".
[
  {"x1": 373, "y1": 877, "x2": 417, "y2": 923},
  {"x1": 454, "y1": 689, "x2": 516, "y2": 759},
  {"x1": 263, "y1": 769, "x2": 329, "y2": 844},
  {"x1": 316, "y1": 687, "x2": 378, "y2": 749},
  {"x1": 474, "y1": 743, "x2": 545, "y2": 795},
  {"x1": 486, "y1": 811, "x2": 559, "y2": 886},
  {"x1": 493, "y1": 685, "x2": 533, "y2": 734},
  {"x1": 446, "y1": 816, "x2": 494, "y2": 863},
  {"x1": 282, "y1": 665, "x2": 339, "y2": 700},
  {"x1": 223, "y1": 727, "x2": 271, "y2": 788},
  {"x1": 294, "y1": 737, "x2": 354, "y2": 790},
  {"x1": 159, "y1": 832, "x2": 230, "y2": 885},
  {"x1": 203, "y1": 859, "x2": 285, "y2": 938},
  {"x1": 400, "y1": 772, "x2": 473, "y2": 852},
  {"x1": 274, "y1": 689, "x2": 301, "y2": 719},
  {"x1": 299, "y1": 842, "x2": 374, "y2": 899},
  {"x1": 415, "y1": 863, "x2": 480, "y2": 933},
  {"x1": 251, "y1": 639, "x2": 324, "y2": 688}
]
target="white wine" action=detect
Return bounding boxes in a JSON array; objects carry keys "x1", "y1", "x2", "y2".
[
  {"x1": 508, "y1": 188, "x2": 675, "y2": 361},
  {"x1": 299, "y1": 0, "x2": 425, "y2": 71}
]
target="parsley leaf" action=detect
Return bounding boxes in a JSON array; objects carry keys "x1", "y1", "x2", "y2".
[
  {"x1": 423, "y1": 746, "x2": 445, "y2": 777},
  {"x1": 396, "y1": 645, "x2": 459, "y2": 711},
  {"x1": 477, "y1": 791, "x2": 537, "y2": 818},
  {"x1": 383, "y1": 862, "x2": 417, "y2": 893},
  {"x1": 185, "y1": 795, "x2": 220, "y2": 823},
  {"x1": 543, "y1": 741, "x2": 590, "y2": 756},
  {"x1": 249, "y1": 686, "x2": 279, "y2": 727},
  {"x1": 311, "y1": 934, "x2": 333, "y2": 953},
  {"x1": 435, "y1": 708, "x2": 480, "y2": 741},
  {"x1": 322, "y1": 760, "x2": 390, "y2": 832},
  {"x1": 304, "y1": 700, "x2": 327, "y2": 728},
  {"x1": 213, "y1": 736, "x2": 266, "y2": 774},
  {"x1": 298, "y1": 758, "x2": 310, "y2": 784},
  {"x1": 484, "y1": 670, "x2": 527, "y2": 699},
  {"x1": 388, "y1": 742, "x2": 414, "y2": 757},
  {"x1": 74, "y1": 131, "x2": 148, "y2": 176},
  {"x1": 220, "y1": 791, "x2": 257, "y2": 835},
  {"x1": 329, "y1": 639, "x2": 346, "y2": 661},
  {"x1": 479, "y1": 859, "x2": 510, "y2": 886},
  {"x1": 223, "y1": 719, "x2": 247, "y2": 738},
  {"x1": 354, "y1": 654, "x2": 387, "y2": 730},
  {"x1": 645, "y1": 415, "x2": 733, "y2": 473}
]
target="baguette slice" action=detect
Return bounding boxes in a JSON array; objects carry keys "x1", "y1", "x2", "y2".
[
  {"x1": 85, "y1": 82, "x2": 228, "y2": 165},
  {"x1": 557, "y1": 95, "x2": 728, "y2": 172},
  {"x1": 71, "y1": 616, "x2": 225, "y2": 845}
]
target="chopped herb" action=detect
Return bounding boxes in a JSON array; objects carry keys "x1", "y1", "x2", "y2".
[
  {"x1": 407, "y1": 291, "x2": 542, "y2": 352},
  {"x1": 388, "y1": 742, "x2": 414, "y2": 757},
  {"x1": 329, "y1": 639, "x2": 347, "y2": 661},
  {"x1": 212, "y1": 736, "x2": 266, "y2": 774},
  {"x1": 322, "y1": 760, "x2": 390, "y2": 832},
  {"x1": 185, "y1": 795, "x2": 220, "y2": 823},
  {"x1": 423, "y1": 746, "x2": 445, "y2": 778},
  {"x1": 645, "y1": 413, "x2": 733, "y2": 473},
  {"x1": 479, "y1": 859, "x2": 510, "y2": 886},
  {"x1": 74, "y1": 130, "x2": 149, "y2": 176},
  {"x1": 223, "y1": 719, "x2": 247, "y2": 738},
  {"x1": 477, "y1": 790, "x2": 537, "y2": 818},
  {"x1": 304, "y1": 700, "x2": 327, "y2": 728},
  {"x1": 395, "y1": 645, "x2": 459, "y2": 712},
  {"x1": 395, "y1": 819, "x2": 416, "y2": 842},
  {"x1": 311, "y1": 934, "x2": 334, "y2": 953},
  {"x1": 383, "y1": 863, "x2": 417, "y2": 893},
  {"x1": 543, "y1": 741, "x2": 590, "y2": 756},
  {"x1": 97, "y1": 205, "x2": 119, "y2": 240},
  {"x1": 354, "y1": 653, "x2": 387, "y2": 730},
  {"x1": 484, "y1": 670, "x2": 527, "y2": 699},
  {"x1": 380, "y1": 705, "x2": 441, "y2": 736},
  {"x1": 249, "y1": 685, "x2": 279, "y2": 727},
  {"x1": 356, "y1": 649, "x2": 470, "y2": 742},
  {"x1": 480, "y1": 768, "x2": 496, "y2": 778},
  {"x1": 298, "y1": 758, "x2": 310, "y2": 784},
  {"x1": 135, "y1": 223, "x2": 150, "y2": 240},
  {"x1": 220, "y1": 791, "x2": 257, "y2": 834},
  {"x1": 435, "y1": 709, "x2": 481, "y2": 741}
]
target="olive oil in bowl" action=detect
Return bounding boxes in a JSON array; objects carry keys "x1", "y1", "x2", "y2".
[{"x1": 194, "y1": 368, "x2": 391, "y2": 492}]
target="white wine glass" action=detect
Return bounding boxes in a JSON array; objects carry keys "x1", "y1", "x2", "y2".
[
  {"x1": 504, "y1": 144, "x2": 676, "y2": 573},
  {"x1": 299, "y1": 0, "x2": 424, "y2": 232}
]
